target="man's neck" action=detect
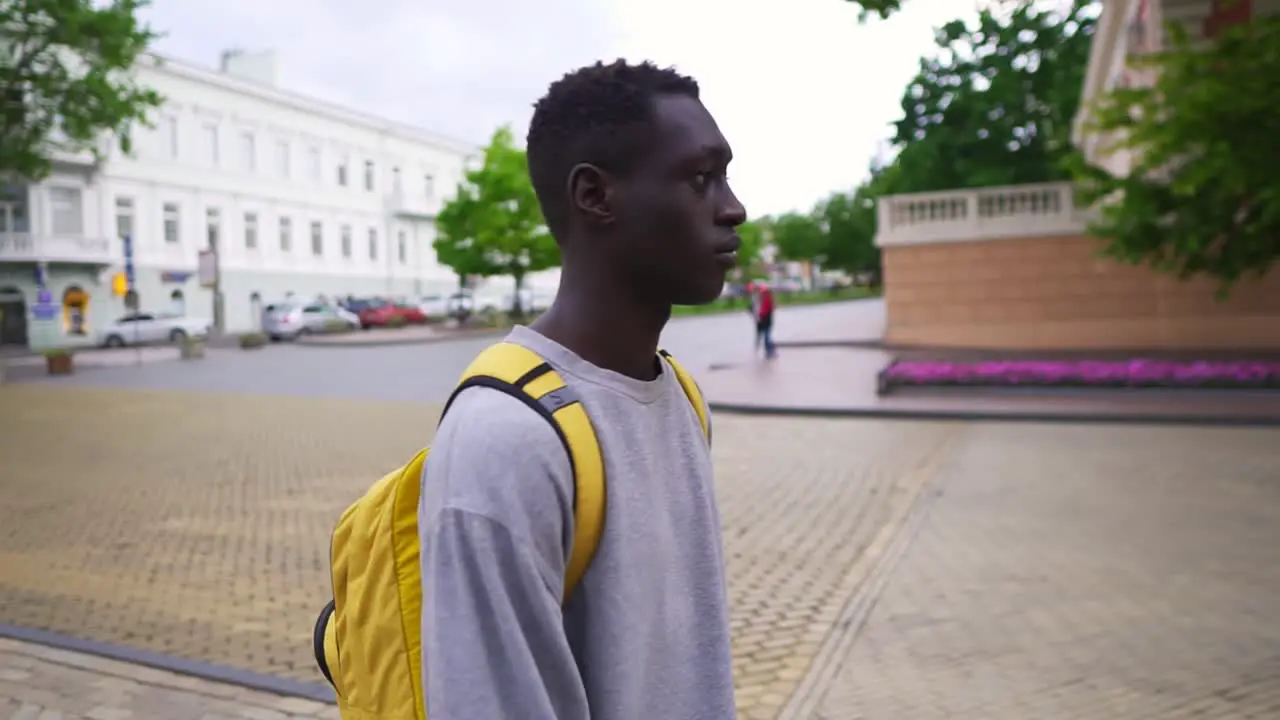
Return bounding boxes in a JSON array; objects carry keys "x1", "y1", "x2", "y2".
[{"x1": 530, "y1": 274, "x2": 670, "y2": 382}]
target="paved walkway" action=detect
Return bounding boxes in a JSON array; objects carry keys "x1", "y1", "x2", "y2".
[
  {"x1": 702, "y1": 300, "x2": 1280, "y2": 424},
  {"x1": 4, "y1": 306, "x2": 1280, "y2": 719},
  {"x1": 792, "y1": 422, "x2": 1280, "y2": 719},
  {"x1": 701, "y1": 347, "x2": 1280, "y2": 424},
  {"x1": 0, "y1": 383, "x2": 957, "y2": 719}
]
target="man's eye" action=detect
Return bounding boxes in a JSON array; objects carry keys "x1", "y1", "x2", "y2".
[{"x1": 692, "y1": 171, "x2": 717, "y2": 190}]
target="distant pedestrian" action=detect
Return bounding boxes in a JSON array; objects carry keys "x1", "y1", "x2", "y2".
[{"x1": 753, "y1": 282, "x2": 777, "y2": 358}]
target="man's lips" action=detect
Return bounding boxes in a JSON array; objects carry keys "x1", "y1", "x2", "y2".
[{"x1": 713, "y1": 237, "x2": 740, "y2": 267}]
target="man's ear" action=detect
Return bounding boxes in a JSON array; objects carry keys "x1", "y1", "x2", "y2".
[{"x1": 567, "y1": 163, "x2": 614, "y2": 226}]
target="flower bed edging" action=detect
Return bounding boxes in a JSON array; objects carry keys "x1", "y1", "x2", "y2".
[{"x1": 877, "y1": 359, "x2": 1280, "y2": 395}]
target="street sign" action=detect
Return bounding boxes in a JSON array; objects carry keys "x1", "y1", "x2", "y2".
[
  {"x1": 198, "y1": 249, "x2": 217, "y2": 288},
  {"x1": 111, "y1": 272, "x2": 129, "y2": 297},
  {"x1": 122, "y1": 234, "x2": 135, "y2": 288},
  {"x1": 31, "y1": 302, "x2": 59, "y2": 321}
]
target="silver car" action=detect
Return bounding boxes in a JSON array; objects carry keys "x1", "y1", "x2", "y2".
[
  {"x1": 100, "y1": 312, "x2": 212, "y2": 347},
  {"x1": 262, "y1": 302, "x2": 359, "y2": 341}
]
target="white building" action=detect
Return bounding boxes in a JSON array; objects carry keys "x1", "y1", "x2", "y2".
[{"x1": 0, "y1": 49, "x2": 479, "y2": 347}]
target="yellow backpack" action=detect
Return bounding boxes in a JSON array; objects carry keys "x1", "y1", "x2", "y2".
[{"x1": 312, "y1": 341, "x2": 710, "y2": 719}]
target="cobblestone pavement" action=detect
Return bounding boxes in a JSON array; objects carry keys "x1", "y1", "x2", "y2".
[
  {"x1": 0, "y1": 382, "x2": 956, "y2": 719},
  {"x1": 792, "y1": 422, "x2": 1280, "y2": 720},
  {"x1": 3, "y1": 379, "x2": 1279, "y2": 719}
]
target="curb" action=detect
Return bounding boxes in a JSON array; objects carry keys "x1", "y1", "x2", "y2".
[
  {"x1": 295, "y1": 327, "x2": 507, "y2": 349},
  {"x1": 706, "y1": 401, "x2": 1280, "y2": 428},
  {"x1": 0, "y1": 623, "x2": 335, "y2": 705}
]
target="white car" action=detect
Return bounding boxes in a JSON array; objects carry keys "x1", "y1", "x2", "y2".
[
  {"x1": 101, "y1": 312, "x2": 212, "y2": 347},
  {"x1": 418, "y1": 291, "x2": 475, "y2": 319},
  {"x1": 474, "y1": 288, "x2": 551, "y2": 316}
]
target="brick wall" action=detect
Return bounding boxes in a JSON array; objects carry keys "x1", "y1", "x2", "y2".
[{"x1": 882, "y1": 234, "x2": 1280, "y2": 350}]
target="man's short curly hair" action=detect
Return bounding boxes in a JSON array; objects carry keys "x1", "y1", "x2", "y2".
[{"x1": 526, "y1": 59, "x2": 700, "y2": 237}]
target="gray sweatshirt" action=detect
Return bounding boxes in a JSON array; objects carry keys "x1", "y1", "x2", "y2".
[{"x1": 418, "y1": 325, "x2": 736, "y2": 720}]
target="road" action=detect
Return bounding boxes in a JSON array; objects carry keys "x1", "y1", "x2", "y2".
[{"x1": 17, "y1": 300, "x2": 883, "y2": 402}]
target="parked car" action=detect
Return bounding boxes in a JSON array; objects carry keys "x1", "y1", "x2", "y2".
[
  {"x1": 262, "y1": 303, "x2": 360, "y2": 340},
  {"x1": 392, "y1": 302, "x2": 428, "y2": 325},
  {"x1": 100, "y1": 312, "x2": 212, "y2": 348},
  {"x1": 419, "y1": 291, "x2": 476, "y2": 320},
  {"x1": 341, "y1": 298, "x2": 391, "y2": 328}
]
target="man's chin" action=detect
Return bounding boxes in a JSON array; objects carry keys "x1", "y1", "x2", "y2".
[{"x1": 673, "y1": 283, "x2": 728, "y2": 307}]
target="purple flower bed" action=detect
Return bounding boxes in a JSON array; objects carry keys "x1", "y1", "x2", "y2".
[{"x1": 878, "y1": 359, "x2": 1280, "y2": 392}]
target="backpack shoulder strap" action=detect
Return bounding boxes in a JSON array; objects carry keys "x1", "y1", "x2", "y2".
[
  {"x1": 441, "y1": 341, "x2": 605, "y2": 602},
  {"x1": 658, "y1": 349, "x2": 712, "y2": 447}
]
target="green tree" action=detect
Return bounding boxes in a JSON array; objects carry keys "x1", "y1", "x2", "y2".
[
  {"x1": 771, "y1": 212, "x2": 827, "y2": 265},
  {"x1": 819, "y1": 188, "x2": 880, "y2": 286},
  {"x1": 843, "y1": 0, "x2": 902, "y2": 21},
  {"x1": 1068, "y1": 18, "x2": 1280, "y2": 295},
  {"x1": 0, "y1": 0, "x2": 164, "y2": 180},
  {"x1": 889, "y1": 0, "x2": 1097, "y2": 194},
  {"x1": 434, "y1": 126, "x2": 559, "y2": 316},
  {"x1": 735, "y1": 218, "x2": 768, "y2": 278}
]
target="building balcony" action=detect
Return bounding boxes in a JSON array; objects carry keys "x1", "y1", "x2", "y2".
[
  {"x1": 384, "y1": 190, "x2": 439, "y2": 220},
  {"x1": 0, "y1": 232, "x2": 113, "y2": 265},
  {"x1": 875, "y1": 182, "x2": 1091, "y2": 248}
]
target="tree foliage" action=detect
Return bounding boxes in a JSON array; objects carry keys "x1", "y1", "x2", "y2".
[
  {"x1": 818, "y1": 185, "x2": 881, "y2": 284},
  {"x1": 434, "y1": 126, "x2": 559, "y2": 312},
  {"x1": 0, "y1": 0, "x2": 163, "y2": 180},
  {"x1": 771, "y1": 212, "x2": 827, "y2": 265},
  {"x1": 843, "y1": 0, "x2": 902, "y2": 22},
  {"x1": 1067, "y1": 17, "x2": 1280, "y2": 294},
  {"x1": 735, "y1": 219, "x2": 767, "y2": 277},
  {"x1": 889, "y1": 0, "x2": 1097, "y2": 194}
]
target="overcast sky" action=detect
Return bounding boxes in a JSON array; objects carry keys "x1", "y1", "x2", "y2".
[{"x1": 141, "y1": 0, "x2": 987, "y2": 217}]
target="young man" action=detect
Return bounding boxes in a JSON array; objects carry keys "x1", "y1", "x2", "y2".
[{"x1": 418, "y1": 60, "x2": 746, "y2": 719}]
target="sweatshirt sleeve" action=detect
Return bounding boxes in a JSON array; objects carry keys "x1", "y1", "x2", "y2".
[{"x1": 419, "y1": 387, "x2": 588, "y2": 720}]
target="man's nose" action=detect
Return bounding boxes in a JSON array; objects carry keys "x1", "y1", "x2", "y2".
[{"x1": 717, "y1": 188, "x2": 747, "y2": 227}]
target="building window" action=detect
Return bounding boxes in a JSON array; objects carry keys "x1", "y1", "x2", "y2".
[
  {"x1": 163, "y1": 203, "x2": 180, "y2": 244},
  {"x1": 164, "y1": 116, "x2": 179, "y2": 159},
  {"x1": 341, "y1": 224, "x2": 352, "y2": 258},
  {"x1": 337, "y1": 161, "x2": 348, "y2": 187},
  {"x1": 114, "y1": 197, "x2": 134, "y2": 241},
  {"x1": 368, "y1": 228, "x2": 378, "y2": 260},
  {"x1": 241, "y1": 131, "x2": 256, "y2": 171},
  {"x1": 49, "y1": 187, "x2": 83, "y2": 234},
  {"x1": 364, "y1": 160, "x2": 375, "y2": 191},
  {"x1": 204, "y1": 124, "x2": 219, "y2": 166},
  {"x1": 392, "y1": 166, "x2": 401, "y2": 193},
  {"x1": 206, "y1": 208, "x2": 221, "y2": 250},
  {"x1": 397, "y1": 230, "x2": 407, "y2": 263},
  {"x1": 244, "y1": 211, "x2": 258, "y2": 249},
  {"x1": 308, "y1": 147, "x2": 322, "y2": 180},
  {"x1": 310, "y1": 221, "x2": 323, "y2": 256},
  {"x1": 279, "y1": 217, "x2": 292, "y2": 252},
  {"x1": 424, "y1": 174, "x2": 435, "y2": 198},
  {"x1": 276, "y1": 140, "x2": 290, "y2": 177}
]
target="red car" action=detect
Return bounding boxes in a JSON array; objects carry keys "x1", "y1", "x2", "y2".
[
  {"x1": 344, "y1": 299, "x2": 394, "y2": 328},
  {"x1": 392, "y1": 303, "x2": 427, "y2": 324},
  {"x1": 345, "y1": 298, "x2": 428, "y2": 328}
]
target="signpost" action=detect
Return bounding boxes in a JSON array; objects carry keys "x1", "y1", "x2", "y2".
[
  {"x1": 198, "y1": 247, "x2": 221, "y2": 336},
  {"x1": 121, "y1": 234, "x2": 141, "y2": 363},
  {"x1": 26, "y1": 263, "x2": 63, "y2": 352}
]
